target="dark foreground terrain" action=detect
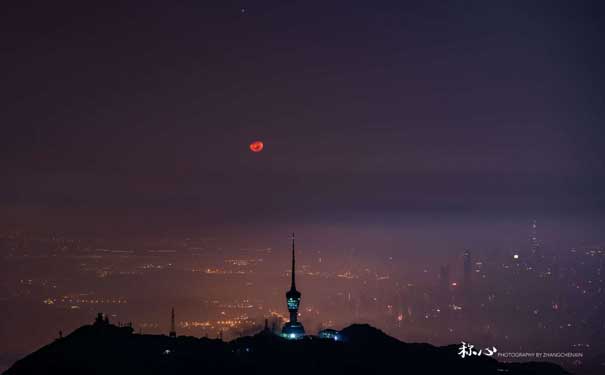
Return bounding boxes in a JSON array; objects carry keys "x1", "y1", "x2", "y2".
[{"x1": 5, "y1": 320, "x2": 568, "y2": 375}]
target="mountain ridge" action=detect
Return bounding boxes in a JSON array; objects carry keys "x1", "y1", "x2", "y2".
[{"x1": 4, "y1": 321, "x2": 569, "y2": 375}]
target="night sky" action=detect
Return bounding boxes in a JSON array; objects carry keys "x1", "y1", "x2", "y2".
[{"x1": 2, "y1": 1, "x2": 604, "y2": 245}]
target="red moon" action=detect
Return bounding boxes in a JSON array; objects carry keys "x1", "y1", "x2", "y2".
[{"x1": 249, "y1": 141, "x2": 264, "y2": 153}]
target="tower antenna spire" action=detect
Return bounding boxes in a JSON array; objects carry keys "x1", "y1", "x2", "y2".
[{"x1": 291, "y1": 232, "x2": 296, "y2": 290}]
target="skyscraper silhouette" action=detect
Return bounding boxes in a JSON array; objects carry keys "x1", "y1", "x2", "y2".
[
  {"x1": 437, "y1": 264, "x2": 452, "y2": 338},
  {"x1": 462, "y1": 249, "x2": 475, "y2": 334},
  {"x1": 169, "y1": 307, "x2": 176, "y2": 338},
  {"x1": 439, "y1": 264, "x2": 451, "y2": 303},
  {"x1": 281, "y1": 233, "x2": 305, "y2": 339},
  {"x1": 463, "y1": 250, "x2": 471, "y2": 291},
  {"x1": 530, "y1": 219, "x2": 539, "y2": 255}
]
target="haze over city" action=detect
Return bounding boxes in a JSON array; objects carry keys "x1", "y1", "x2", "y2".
[{"x1": 1, "y1": 1, "x2": 604, "y2": 374}]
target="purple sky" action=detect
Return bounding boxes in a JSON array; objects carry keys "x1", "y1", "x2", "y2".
[{"x1": 1, "y1": 1, "x2": 604, "y2": 243}]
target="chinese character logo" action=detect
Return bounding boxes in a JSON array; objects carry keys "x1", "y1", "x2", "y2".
[{"x1": 458, "y1": 342, "x2": 498, "y2": 358}]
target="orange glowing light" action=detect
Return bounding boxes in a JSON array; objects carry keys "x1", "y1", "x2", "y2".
[{"x1": 249, "y1": 141, "x2": 264, "y2": 152}]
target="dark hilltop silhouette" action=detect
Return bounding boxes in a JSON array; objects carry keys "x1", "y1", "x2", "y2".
[{"x1": 4, "y1": 313, "x2": 568, "y2": 375}]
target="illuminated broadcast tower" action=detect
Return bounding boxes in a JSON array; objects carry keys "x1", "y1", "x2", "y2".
[{"x1": 282, "y1": 233, "x2": 305, "y2": 339}]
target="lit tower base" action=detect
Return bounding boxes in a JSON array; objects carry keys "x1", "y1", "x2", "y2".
[{"x1": 282, "y1": 233, "x2": 305, "y2": 339}]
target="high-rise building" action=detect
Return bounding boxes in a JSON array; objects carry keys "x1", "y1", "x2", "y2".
[
  {"x1": 282, "y1": 233, "x2": 305, "y2": 339},
  {"x1": 530, "y1": 220, "x2": 538, "y2": 252},
  {"x1": 463, "y1": 250, "x2": 471, "y2": 290},
  {"x1": 437, "y1": 264, "x2": 452, "y2": 338},
  {"x1": 461, "y1": 249, "x2": 475, "y2": 334},
  {"x1": 439, "y1": 264, "x2": 451, "y2": 303},
  {"x1": 169, "y1": 307, "x2": 176, "y2": 337}
]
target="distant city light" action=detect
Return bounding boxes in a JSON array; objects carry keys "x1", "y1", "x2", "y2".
[{"x1": 513, "y1": 254, "x2": 519, "y2": 260}]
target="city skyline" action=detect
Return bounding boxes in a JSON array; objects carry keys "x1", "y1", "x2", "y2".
[{"x1": 2, "y1": 223, "x2": 603, "y2": 370}]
